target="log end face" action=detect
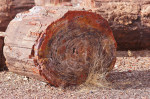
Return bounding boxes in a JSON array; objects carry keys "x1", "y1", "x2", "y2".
[{"x1": 35, "y1": 11, "x2": 117, "y2": 87}]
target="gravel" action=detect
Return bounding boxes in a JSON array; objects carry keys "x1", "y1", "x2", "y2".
[{"x1": 0, "y1": 51, "x2": 150, "y2": 99}]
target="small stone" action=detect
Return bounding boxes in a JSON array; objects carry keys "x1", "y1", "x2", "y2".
[
  {"x1": 128, "y1": 50, "x2": 132, "y2": 57},
  {"x1": 41, "y1": 81, "x2": 47, "y2": 85},
  {"x1": 90, "y1": 91, "x2": 94, "y2": 93},
  {"x1": 7, "y1": 76, "x2": 11, "y2": 80},
  {"x1": 114, "y1": 65, "x2": 118, "y2": 68},
  {"x1": 128, "y1": 70, "x2": 132, "y2": 73},
  {"x1": 23, "y1": 76, "x2": 29, "y2": 81}
]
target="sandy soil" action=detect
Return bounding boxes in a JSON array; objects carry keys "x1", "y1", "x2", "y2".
[{"x1": 0, "y1": 51, "x2": 150, "y2": 99}]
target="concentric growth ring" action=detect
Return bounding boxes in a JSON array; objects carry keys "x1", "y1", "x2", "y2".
[{"x1": 35, "y1": 11, "x2": 117, "y2": 87}]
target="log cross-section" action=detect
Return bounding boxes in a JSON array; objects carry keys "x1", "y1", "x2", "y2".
[
  {"x1": 4, "y1": 6, "x2": 117, "y2": 87},
  {"x1": 34, "y1": 11, "x2": 117, "y2": 87}
]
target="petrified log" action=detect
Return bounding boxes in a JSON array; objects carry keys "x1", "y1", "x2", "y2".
[
  {"x1": 35, "y1": 0, "x2": 72, "y2": 6},
  {"x1": 4, "y1": 6, "x2": 116, "y2": 87},
  {"x1": 34, "y1": 0, "x2": 94, "y2": 7},
  {"x1": 0, "y1": 0, "x2": 34, "y2": 31},
  {"x1": 34, "y1": 0, "x2": 150, "y2": 50},
  {"x1": 95, "y1": 0, "x2": 150, "y2": 50}
]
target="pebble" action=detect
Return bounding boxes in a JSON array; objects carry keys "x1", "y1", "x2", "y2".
[
  {"x1": 23, "y1": 76, "x2": 29, "y2": 81},
  {"x1": 7, "y1": 76, "x2": 11, "y2": 80},
  {"x1": 41, "y1": 81, "x2": 47, "y2": 85}
]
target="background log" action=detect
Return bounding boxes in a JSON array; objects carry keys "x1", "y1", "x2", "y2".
[
  {"x1": 4, "y1": 6, "x2": 116, "y2": 87},
  {"x1": 94, "y1": 0, "x2": 150, "y2": 50},
  {"x1": 34, "y1": 0, "x2": 94, "y2": 7},
  {"x1": 0, "y1": 32, "x2": 5, "y2": 70},
  {"x1": 0, "y1": 0, "x2": 34, "y2": 31}
]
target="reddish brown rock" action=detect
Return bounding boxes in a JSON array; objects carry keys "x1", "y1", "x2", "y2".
[
  {"x1": 95, "y1": 2, "x2": 141, "y2": 50},
  {"x1": 4, "y1": 6, "x2": 116, "y2": 87},
  {"x1": 94, "y1": 0, "x2": 150, "y2": 50},
  {"x1": 140, "y1": 4, "x2": 150, "y2": 49}
]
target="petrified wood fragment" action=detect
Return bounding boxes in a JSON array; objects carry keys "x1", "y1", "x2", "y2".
[
  {"x1": 4, "y1": 6, "x2": 116, "y2": 87},
  {"x1": 0, "y1": 0, "x2": 34, "y2": 31},
  {"x1": 35, "y1": 0, "x2": 95, "y2": 7},
  {"x1": 95, "y1": 1, "x2": 150, "y2": 50}
]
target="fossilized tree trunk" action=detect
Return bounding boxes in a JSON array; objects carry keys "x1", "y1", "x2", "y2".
[
  {"x1": 0, "y1": 0, "x2": 34, "y2": 31},
  {"x1": 4, "y1": 6, "x2": 116, "y2": 87},
  {"x1": 2, "y1": 0, "x2": 150, "y2": 87},
  {"x1": 94, "y1": 0, "x2": 150, "y2": 50},
  {"x1": 35, "y1": 0, "x2": 94, "y2": 7}
]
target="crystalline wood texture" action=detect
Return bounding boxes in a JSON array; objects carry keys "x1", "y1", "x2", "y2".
[{"x1": 4, "y1": 6, "x2": 116, "y2": 87}]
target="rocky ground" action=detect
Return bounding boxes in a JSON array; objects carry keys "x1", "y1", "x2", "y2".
[{"x1": 0, "y1": 51, "x2": 150, "y2": 99}]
